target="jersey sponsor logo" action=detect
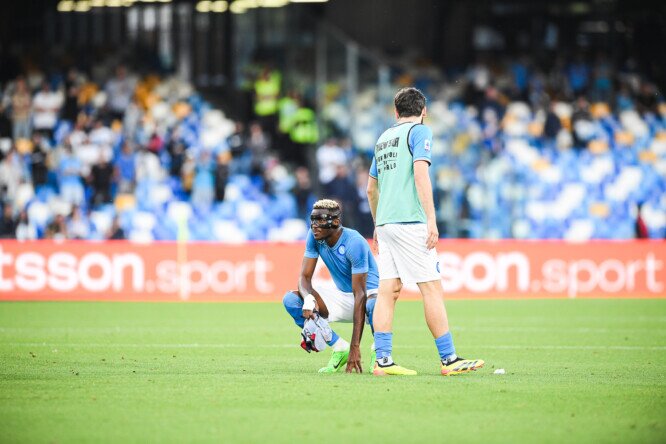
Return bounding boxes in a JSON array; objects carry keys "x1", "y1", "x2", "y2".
[
  {"x1": 424, "y1": 139, "x2": 431, "y2": 151},
  {"x1": 337, "y1": 245, "x2": 346, "y2": 255}
]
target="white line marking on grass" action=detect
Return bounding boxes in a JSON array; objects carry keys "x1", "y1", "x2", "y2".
[
  {"x1": 3, "y1": 326, "x2": 662, "y2": 334},
  {"x1": 476, "y1": 345, "x2": 666, "y2": 351},
  {"x1": 3, "y1": 343, "x2": 665, "y2": 351}
]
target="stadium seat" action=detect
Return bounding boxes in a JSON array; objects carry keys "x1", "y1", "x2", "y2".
[
  {"x1": 49, "y1": 198, "x2": 72, "y2": 217},
  {"x1": 90, "y1": 210, "x2": 113, "y2": 235},
  {"x1": 132, "y1": 211, "x2": 157, "y2": 232},
  {"x1": 212, "y1": 220, "x2": 248, "y2": 243},
  {"x1": 128, "y1": 229, "x2": 154, "y2": 243},
  {"x1": 267, "y1": 218, "x2": 308, "y2": 241},
  {"x1": 115, "y1": 194, "x2": 137, "y2": 213},
  {"x1": 564, "y1": 219, "x2": 595, "y2": 241},
  {"x1": 236, "y1": 201, "x2": 263, "y2": 224},
  {"x1": 167, "y1": 201, "x2": 193, "y2": 224},
  {"x1": 27, "y1": 201, "x2": 52, "y2": 229}
]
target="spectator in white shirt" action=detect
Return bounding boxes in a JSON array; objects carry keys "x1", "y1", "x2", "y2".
[
  {"x1": 15, "y1": 210, "x2": 37, "y2": 241},
  {"x1": 104, "y1": 66, "x2": 136, "y2": 122},
  {"x1": 135, "y1": 146, "x2": 163, "y2": 182},
  {"x1": 316, "y1": 137, "x2": 347, "y2": 185},
  {"x1": 89, "y1": 118, "x2": 117, "y2": 147},
  {"x1": 67, "y1": 205, "x2": 91, "y2": 240},
  {"x1": 32, "y1": 81, "x2": 63, "y2": 139},
  {"x1": 0, "y1": 149, "x2": 23, "y2": 204}
]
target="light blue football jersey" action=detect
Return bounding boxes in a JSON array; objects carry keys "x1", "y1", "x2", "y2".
[{"x1": 304, "y1": 228, "x2": 379, "y2": 293}]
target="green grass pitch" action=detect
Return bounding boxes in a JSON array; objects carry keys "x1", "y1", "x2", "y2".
[{"x1": 0, "y1": 299, "x2": 664, "y2": 443}]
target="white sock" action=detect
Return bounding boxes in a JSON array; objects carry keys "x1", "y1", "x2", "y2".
[
  {"x1": 332, "y1": 337, "x2": 349, "y2": 352},
  {"x1": 442, "y1": 354, "x2": 458, "y2": 365},
  {"x1": 377, "y1": 355, "x2": 394, "y2": 366}
]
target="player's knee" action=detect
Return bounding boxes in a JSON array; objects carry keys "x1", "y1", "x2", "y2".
[
  {"x1": 390, "y1": 284, "x2": 402, "y2": 300},
  {"x1": 366, "y1": 296, "x2": 376, "y2": 316},
  {"x1": 366, "y1": 297, "x2": 376, "y2": 331},
  {"x1": 282, "y1": 291, "x2": 301, "y2": 308},
  {"x1": 380, "y1": 280, "x2": 402, "y2": 300},
  {"x1": 282, "y1": 291, "x2": 304, "y2": 327}
]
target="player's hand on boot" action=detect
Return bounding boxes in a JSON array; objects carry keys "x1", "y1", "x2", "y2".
[{"x1": 346, "y1": 345, "x2": 362, "y2": 373}]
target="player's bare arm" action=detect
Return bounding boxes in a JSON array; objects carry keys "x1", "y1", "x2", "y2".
[
  {"x1": 366, "y1": 176, "x2": 379, "y2": 223},
  {"x1": 366, "y1": 176, "x2": 379, "y2": 251},
  {"x1": 413, "y1": 160, "x2": 438, "y2": 250},
  {"x1": 346, "y1": 272, "x2": 368, "y2": 373},
  {"x1": 298, "y1": 256, "x2": 329, "y2": 319}
]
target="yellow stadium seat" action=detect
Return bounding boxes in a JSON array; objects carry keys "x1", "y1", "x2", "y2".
[
  {"x1": 588, "y1": 139, "x2": 609, "y2": 154},
  {"x1": 78, "y1": 82, "x2": 99, "y2": 105},
  {"x1": 15, "y1": 138, "x2": 33, "y2": 154},
  {"x1": 615, "y1": 131, "x2": 634, "y2": 146},
  {"x1": 172, "y1": 102, "x2": 192, "y2": 119},
  {"x1": 144, "y1": 75, "x2": 161, "y2": 90},
  {"x1": 528, "y1": 122, "x2": 544, "y2": 137},
  {"x1": 590, "y1": 103, "x2": 611, "y2": 119},
  {"x1": 531, "y1": 158, "x2": 550, "y2": 171},
  {"x1": 589, "y1": 202, "x2": 610, "y2": 218},
  {"x1": 452, "y1": 133, "x2": 471, "y2": 154},
  {"x1": 115, "y1": 194, "x2": 137, "y2": 212},
  {"x1": 560, "y1": 116, "x2": 571, "y2": 130},
  {"x1": 639, "y1": 151, "x2": 657, "y2": 163}
]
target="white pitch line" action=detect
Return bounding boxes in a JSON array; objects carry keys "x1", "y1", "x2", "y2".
[
  {"x1": 473, "y1": 345, "x2": 666, "y2": 351},
  {"x1": 1, "y1": 325, "x2": 663, "y2": 334},
  {"x1": 1, "y1": 327, "x2": 663, "y2": 335},
  {"x1": 2, "y1": 343, "x2": 665, "y2": 351}
]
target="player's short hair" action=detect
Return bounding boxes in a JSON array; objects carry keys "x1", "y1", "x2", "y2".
[
  {"x1": 394, "y1": 87, "x2": 427, "y2": 118},
  {"x1": 312, "y1": 199, "x2": 341, "y2": 213}
]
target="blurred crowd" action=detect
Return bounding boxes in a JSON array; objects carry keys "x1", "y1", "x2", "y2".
[
  {"x1": 323, "y1": 54, "x2": 666, "y2": 239},
  {"x1": 0, "y1": 53, "x2": 664, "y2": 241}
]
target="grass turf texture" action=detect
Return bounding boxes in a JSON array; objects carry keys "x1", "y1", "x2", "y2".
[{"x1": 0, "y1": 300, "x2": 664, "y2": 443}]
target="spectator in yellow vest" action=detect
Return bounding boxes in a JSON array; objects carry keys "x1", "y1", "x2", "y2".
[
  {"x1": 290, "y1": 106, "x2": 319, "y2": 145},
  {"x1": 278, "y1": 92, "x2": 299, "y2": 135},
  {"x1": 254, "y1": 68, "x2": 281, "y2": 117}
]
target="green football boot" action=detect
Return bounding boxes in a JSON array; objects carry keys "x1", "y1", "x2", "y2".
[{"x1": 318, "y1": 349, "x2": 349, "y2": 373}]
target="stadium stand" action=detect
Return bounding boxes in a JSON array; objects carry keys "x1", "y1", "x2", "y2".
[
  {"x1": 0, "y1": 55, "x2": 664, "y2": 241},
  {"x1": 323, "y1": 56, "x2": 666, "y2": 240}
]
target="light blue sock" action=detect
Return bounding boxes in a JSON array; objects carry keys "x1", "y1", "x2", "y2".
[
  {"x1": 326, "y1": 331, "x2": 340, "y2": 347},
  {"x1": 374, "y1": 332, "x2": 392, "y2": 359},
  {"x1": 435, "y1": 331, "x2": 456, "y2": 361}
]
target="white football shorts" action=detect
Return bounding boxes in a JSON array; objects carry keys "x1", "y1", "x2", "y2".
[
  {"x1": 376, "y1": 223, "x2": 441, "y2": 284},
  {"x1": 312, "y1": 280, "x2": 378, "y2": 323}
]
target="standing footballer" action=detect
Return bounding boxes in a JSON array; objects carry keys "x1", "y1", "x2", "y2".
[{"x1": 366, "y1": 87, "x2": 484, "y2": 376}]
